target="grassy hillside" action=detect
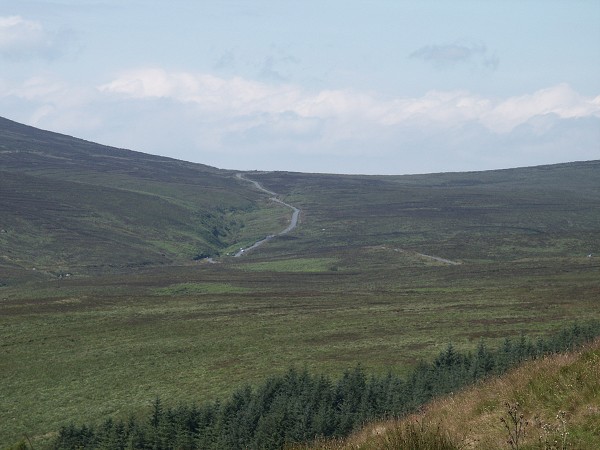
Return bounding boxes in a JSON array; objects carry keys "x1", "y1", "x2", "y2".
[
  {"x1": 298, "y1": 339, "x2": 600, "y2": 449},
  {"x1": 248, "y1": 161, "x2": 600, "y2": 262},
  {"x1": 0, "y1": 116, "x2": 289, "y2": 278},
  {"x1": 1, "y1": 117, "x2": 599, "y2": 447}
]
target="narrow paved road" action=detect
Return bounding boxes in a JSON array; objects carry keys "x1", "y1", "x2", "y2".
[{"x1": 234, "y1": 173, "x2": 300, "y2": 257}]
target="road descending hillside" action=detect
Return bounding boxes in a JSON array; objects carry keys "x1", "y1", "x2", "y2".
[
  {"x1": 234, "y1": 173, "x2": 301, "y2": 256},
  {"x1": 0, "y1": 116, "x2": 290, "y2": 279}
]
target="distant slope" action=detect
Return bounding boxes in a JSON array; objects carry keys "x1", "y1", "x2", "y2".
[
  {"x1": 0, "y1": 117, "x2": 285, "y2": 278},
  {"x1": 249, "y1": 160, "x2": 600, "y2": 262},
  {"x1": 2, "y1": 114, "x2": 599, "y2": 277},
  {"x1": 300, "y1": 339, "x2": 600, "y2": 449}
]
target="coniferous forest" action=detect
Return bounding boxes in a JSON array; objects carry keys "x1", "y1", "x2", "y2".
[{"x1": 49, "y1": 322, "x2": 600, "y2": 450}]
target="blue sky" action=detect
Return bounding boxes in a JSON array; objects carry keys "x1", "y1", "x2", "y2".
[{"x1": 1, "y1": 0, "x2": 599, "y2": 174}]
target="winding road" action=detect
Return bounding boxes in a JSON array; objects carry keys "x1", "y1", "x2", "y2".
[
  {"x1": 233, "y1": 174, "x2": 459, "y2": 265},
  {"x1": 234, "y1": 173, "x2": 300, "y2": 257}
]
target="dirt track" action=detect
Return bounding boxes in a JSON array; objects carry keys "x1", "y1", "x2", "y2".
[{"x1": 234, "y1": 174, "x2": 300, "y2": 257}]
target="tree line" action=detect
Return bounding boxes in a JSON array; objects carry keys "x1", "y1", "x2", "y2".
[{"x1": 50, "y1": 321, "x2": 600, "y2": 450}]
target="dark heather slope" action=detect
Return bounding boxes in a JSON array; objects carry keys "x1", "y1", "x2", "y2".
[{"x1": 0, "y1": 117, "x2": 273, "y2": 277}]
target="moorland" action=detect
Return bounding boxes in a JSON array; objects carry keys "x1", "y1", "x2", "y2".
[{"x1": 0, "y1": 116, "x2": 599, "y2": 447}]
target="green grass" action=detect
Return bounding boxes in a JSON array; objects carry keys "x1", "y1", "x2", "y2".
[
  {"x1": 241, "y1": 257, "x2": 340, "y2": 272},
  {"x1": 2, "y1": 253, "x2": 599, "y2": 447},
  {"x1": 222, "y1": 199, "x2": 296, "y2": 254}
]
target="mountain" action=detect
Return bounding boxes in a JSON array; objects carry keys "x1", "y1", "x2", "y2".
[
  {"x1": 248, "y1": 159, "x2": 600, "y2": 263},
  {"x1": 0, "y1": 116, "x2": 280, "y2": 278},
  {"x1": 3, "y1": 115, "x2": 600, "y2": 279}
]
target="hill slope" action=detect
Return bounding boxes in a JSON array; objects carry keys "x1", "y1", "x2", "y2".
[
  {"x1": 248, "y1": 160, "x2": 600, "y2": 262},
  {"x1": 300, "y1": 339, "x2": 600, "y2": 449},
  {"x1": 0, "y1": 117, "x2": 286, "y2": 278}
]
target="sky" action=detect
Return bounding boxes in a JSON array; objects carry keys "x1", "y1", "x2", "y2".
[{"x1": 1, "y1": 1, "x2": 599, "y2": 175}]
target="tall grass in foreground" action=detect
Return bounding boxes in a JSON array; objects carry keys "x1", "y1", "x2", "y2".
[
  {"x1": 300, "y1": 338, "x2": 600, "y2": 449},
  {"x1": 423, "y1": 343, "x2": 600, "y2": 448},
  {"x1": 291, "y1": 421, "x2": 460, "y2": 450}
]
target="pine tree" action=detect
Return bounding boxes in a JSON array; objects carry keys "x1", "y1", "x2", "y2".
[{"x1": 470, "y1": 339, "x2": 495, "y2": 380}]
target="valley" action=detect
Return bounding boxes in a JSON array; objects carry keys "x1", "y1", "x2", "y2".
[{"x1": 0, "y1": 117, "x2": 599, "y2": 447}]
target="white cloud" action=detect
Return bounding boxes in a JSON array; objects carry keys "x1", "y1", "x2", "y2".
[
  {"x1": 0, "y1": 75, "x2": 101, "y2": 131},
  {"x1": 0, "y1": 15, "x2": 69, "y2": 60},
  {"x1": 0, "y1": 16, "x2": 43, "y2": 49},
  {"x1": 99, "y1": 68, "x2": 302, "y2": 114},
  {"x1": 3, "y1": 68, "x2": 599, "y2": 174},
  {"x1": 98, "y1": 69, "x2": 600, "y2": 137},
  {"x1": 482, "y1": 83, "x2": 600, "y2": 132}
]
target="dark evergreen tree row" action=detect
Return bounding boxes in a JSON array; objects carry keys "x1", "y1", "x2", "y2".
[{"x1": 51, "y1": 321, "x2": 600, "y2": 450}]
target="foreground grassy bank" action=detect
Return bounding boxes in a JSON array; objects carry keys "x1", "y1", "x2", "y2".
[{"x1": 299, "y1": 338, "x2": 600, "y2": 450}]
